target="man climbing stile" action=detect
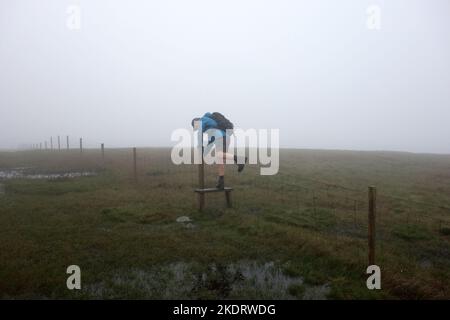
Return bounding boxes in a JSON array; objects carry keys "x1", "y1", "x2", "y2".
[{"x1": 191, "y1": 112, "x2": 247, "y2": 189}]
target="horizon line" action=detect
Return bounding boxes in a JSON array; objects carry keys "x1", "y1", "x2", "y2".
[{"x1": 2, "y1": 146, "x2": 450, "y2": 156}]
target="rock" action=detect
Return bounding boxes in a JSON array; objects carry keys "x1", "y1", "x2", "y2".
[{"x1": 176, "y1": 216, "x2": 192, "y2": 223}]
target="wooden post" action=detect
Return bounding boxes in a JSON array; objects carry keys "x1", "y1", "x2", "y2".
[
  {"x1": 198, "y1": 146, "x2": 205, "y2": 211},
  {"x1": 66, "y1": 136, "x2": 69, "y2": 150},
  {"x1": 79, "y1": 138, "x2": 83, "y2": 153},
  {"x1": 368, "y1": 186, "x2": 376, "y2": 266},
  {"x1": 58, "y1": 136, "x2": 60, "y2": 150},
  {"x1": 101, "y1": 143, "x2": 105, "y2": 161},
  {"x1": 225, "y1": 190, "x2": 232, "y2": 208},
  {"x1": 50, "y1": 137, "x2": 53, "y2": 150},
  {"x1": 133, "y1": 147, "x2": 137, "y2": 181},
  {"x1": 312, "y1": 191, "x2": 317, "y2": 215}
]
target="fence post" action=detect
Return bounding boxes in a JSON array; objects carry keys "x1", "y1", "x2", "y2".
[
  {"x1": 58, "y1": 136, "x2": 60, "y2": 151},
  {"x1": 50, "y1": 137, "x2": 53, "y2": 150},
  {"x1": 198, "y1": 146, "x2": 205, "y2": 211},
  {"x1": 101, "y1": 143, "x2": 105, "y2": 161},
  {"x1": 368, "y1": 186, "x2": 376, "y2": 266},
  {"x1": 79, "y1": 138, "x2": 83, "y2": 154},
  {"x1": 312, "y1": 191, "x2": 317, "y2": 215},
  {"x1": 133, "y1": 147, "x2": 137, "y2": 181},
  {"x1": 66, "y1": 136, "x2": 69, "y2": 150}
]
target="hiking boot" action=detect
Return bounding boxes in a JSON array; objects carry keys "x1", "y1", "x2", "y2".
[
  {"x1": 234, "y1": 156, "x2": 248, "y2": 173},
  {"x1": 216, "y1": 176, "x2": 225, "y2": 189}
]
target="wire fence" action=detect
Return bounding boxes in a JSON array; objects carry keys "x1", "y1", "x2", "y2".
[{"x1": 13, "y1": 144, "x2": 450, "y2": 271}]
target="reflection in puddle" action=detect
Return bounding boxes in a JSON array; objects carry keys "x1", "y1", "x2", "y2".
[{"x1": 84, "y1": 261, "x2": 331, "y2": 300}]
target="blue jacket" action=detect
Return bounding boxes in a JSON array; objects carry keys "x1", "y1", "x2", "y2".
[{"x1": 199, "y1": 112, "x2": 227, "y2": 144}]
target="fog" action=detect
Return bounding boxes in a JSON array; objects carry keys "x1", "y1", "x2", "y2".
[{"x1": 1, "y1": 0, "x2": 449, "y2": 153}]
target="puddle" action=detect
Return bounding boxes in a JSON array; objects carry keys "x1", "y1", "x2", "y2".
[
  {"x1": 228, "y1": 261, "x2": 301, "y2": 299},
  {"x1": 84, "y1": 261, "x2": 330, "y2": 300},
  {"x1": 0, "y1": 168, "x2": 96, "y2": 180}
]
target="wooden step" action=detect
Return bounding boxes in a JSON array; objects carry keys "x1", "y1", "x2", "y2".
[{"x1": 195, "y1": 187, "x2": 233, "y2": 193}]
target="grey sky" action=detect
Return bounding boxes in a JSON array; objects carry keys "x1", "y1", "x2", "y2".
[{"x1": 1, "y1": 0, "x2": 449, "y2": 153}]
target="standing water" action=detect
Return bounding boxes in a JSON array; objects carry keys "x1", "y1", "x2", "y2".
[{"x1": 0, "y1": 167, "x2": 96, "y2": 180}]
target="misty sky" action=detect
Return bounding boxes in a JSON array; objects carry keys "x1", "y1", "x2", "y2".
[{"x1": 1, "y1": 0, "x2": 449, "y2": 153}]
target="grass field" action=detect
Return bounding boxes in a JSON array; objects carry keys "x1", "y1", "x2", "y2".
[{"x1": 0, "y1": 148, "x2": 449, "y2": 299}]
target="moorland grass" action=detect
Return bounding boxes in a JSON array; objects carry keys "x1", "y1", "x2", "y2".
[{"x1": 0, "y1": 148, "x2": 449, "y2": 299}]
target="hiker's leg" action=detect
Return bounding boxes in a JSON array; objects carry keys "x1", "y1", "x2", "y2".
[
  {"x1": 216, "y1": 136, "x2": 245, "y2": 172},
  {"x1": 215, "y1": 138, "x2": 227, "y2": 189},
  {"x1": 216, "y1": 150, "x2": 234, "y2": 162},
  {"x1": 216, "y1": 155, "x2": 225, "y2": 189},
  {"x1": 217, "y1": 150, "x2": 248, "y2": 165},
  {"x1": 215, "y1": 136, "x2": 234, "y2": 163},
  {"x1": 216, "y1": 147, "x2": 227, "y2": 176},
  {"x1": 217, "y1": 163, "x2": 225, "y2": 176}
]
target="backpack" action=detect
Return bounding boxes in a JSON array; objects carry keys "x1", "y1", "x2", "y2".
[{"x1": 210, "y1": 112, "x2": 234, "y2": 131}]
